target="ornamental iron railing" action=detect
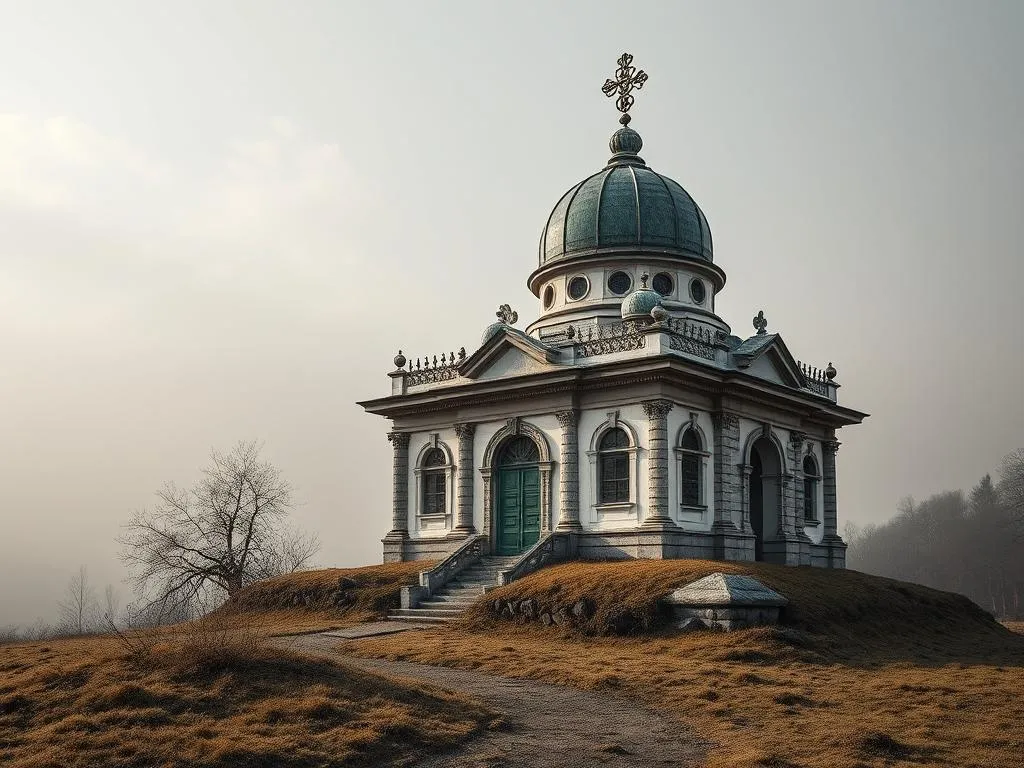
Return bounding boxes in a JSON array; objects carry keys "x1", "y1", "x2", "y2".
[{"x1": 405, "y1": 348, "x2": 467, "y2": 387}]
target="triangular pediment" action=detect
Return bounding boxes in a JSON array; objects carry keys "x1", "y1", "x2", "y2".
[
  {"x1": 732, "y1": 334, "x2": 805, "y2": 389},
  {"x1": 460, "y1": 328, "x2": 561, "y2": 380}
]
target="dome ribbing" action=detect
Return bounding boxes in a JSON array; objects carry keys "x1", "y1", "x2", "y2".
[{"x1": 539, "y1": 127, "x2": 713, "y2": 265}]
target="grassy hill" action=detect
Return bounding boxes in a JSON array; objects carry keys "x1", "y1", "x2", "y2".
[
  {"x1": 0, "y1": 563, "x2": 485, "y2": 768},
  {"x1": 5, "y1": 560, "x2": 1021, "y2": 767},
  {"x1": 342, "y1": 560, "x2": 1024, "y2": 768},
  {"x1": 219, "y1": 561, "x2": 429, "y2": 635},
  {"x1": 461, "y1": 559, "x2": 1011, "y2": 659}
]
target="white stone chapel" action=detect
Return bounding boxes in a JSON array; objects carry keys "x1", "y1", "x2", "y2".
[{"x1": 359, "y1": 55, "x2": 867, "y2": 569}]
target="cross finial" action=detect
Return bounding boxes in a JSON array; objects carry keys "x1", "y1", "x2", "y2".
[
  {"x1": 496, "y1": 304, "x2": 518, "y2": 325},
  {"x1": 602, "y1": 53, "x2": 648, "y2": 125},
  {"x1": 753, "y1": 310, "x2": 768, "y2": 335}
]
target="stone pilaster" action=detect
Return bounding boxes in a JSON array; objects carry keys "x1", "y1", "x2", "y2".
[
  {"x1": 821, "y1": 435, "x2": 846, "y2": 568},
  {"x1": 787, "y1": 432, "x2": 807, "y2": 537},
  {"x1": 452, "y1": 423, "x2": 476, "y2": 536},
  {"x1": 641, "y1": 399, "x2": 677, "y2": 528},
  {"x1": 383, "y1": 431, "x2": 410, "y2": 562},
  {"x1": 555, "y1": 410, "x2": 581, "y2": 531},
  {"x1": 712, "y1": 412, "x2": 741, "y2": 530},
  {"x1": 821, "y1": 436, "x2": 841, "y2": 536},
  {"x1": 788, "y1": 431, "x2": 812, "y2": 565}
]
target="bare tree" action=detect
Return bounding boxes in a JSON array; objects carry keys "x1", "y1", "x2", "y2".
[
  {"x1": 120, "y1": 440, "x2": 319, "y2": 618},
  {"x1": 103, "y1": 584, "x2": 121, "y2": 627},
  {"x1": 0, "y1": 626, "x2": 21, "y2": 645},
  {"x1": 58, "y1": 565, "x2": 98, "y2": 635}
]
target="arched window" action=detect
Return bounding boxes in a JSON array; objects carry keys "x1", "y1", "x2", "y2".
[
  {"x1": 678, "y1": 428, "x2": 702, "y2": 507},
  {"x1": 598, "y1": 427, "x2": 631, "y2": 504},
  {"x1": 498, "y1": 436, "x2": 540, "y2": 466},
  {"x1": 803, "y1": 455, "x2": 819, "y2": 522},
  {"x1": 421, "y1": 447, "x2": 447, "y2": 516}
]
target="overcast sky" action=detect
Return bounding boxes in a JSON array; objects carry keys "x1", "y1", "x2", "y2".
[{"x1": 2, "y1": 1, "x2": 1022, "y2": 627}]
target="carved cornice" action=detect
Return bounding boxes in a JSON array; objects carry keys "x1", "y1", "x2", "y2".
[
  {"x1": 642, "y1": 399, "x2": 674, "y2": 419},
  {"x1": 387, "y1": 431, "x2": 410, "y2": 449}
]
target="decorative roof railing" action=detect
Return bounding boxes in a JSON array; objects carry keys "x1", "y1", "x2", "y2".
[
  {"x1": 572, "y1": 321, "x2": 646, "y2": 358},
  {"x1": 404, "y1": 348, "x2": 466, "y2": 387},
  {"x1": 666, "y1": 318, "x2": 718, "y2": 361},
  {"x1": 571, "y1": 317, "x2": 722, "y2": 361},
  {"x1": 797, "y1": 361, "x2": 835, "y2": 396}
]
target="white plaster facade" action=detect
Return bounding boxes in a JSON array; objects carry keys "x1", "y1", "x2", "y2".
[{"x1": 360, "y1": 101, "x2": 867, "y2": 569}]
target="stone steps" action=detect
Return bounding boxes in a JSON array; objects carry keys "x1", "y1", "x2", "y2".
[{"x1": 386, "y1": 555, "x2": 520, "y2": 624}]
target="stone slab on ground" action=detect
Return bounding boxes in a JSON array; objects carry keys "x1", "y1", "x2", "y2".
[
  {"x1": 664, "y1": 573, "x2": 788, "y2": 607},
  {"x1": 284, "y1": 633, "x2": 708, "y2": 767},
  {"x1": 321, "y1": 621, "x2": 432, "y2": 639},
  {"x1": 663, "y1": 573, "x2": 788, "y2": 631}
]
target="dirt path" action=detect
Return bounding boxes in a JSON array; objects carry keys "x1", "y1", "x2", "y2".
[{"x1": 284, "y1": 633, "x2": 708, "y2": 767}]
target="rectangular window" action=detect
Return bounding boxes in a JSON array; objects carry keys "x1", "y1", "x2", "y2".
[
  {"x1": 423, "y1": 471, "x2": 446, "y2": 515},
  {"x1": 680, "y1": 454, "x2": 701, "y2": 506},
  {"x1": 599, "y1": 452, "x2": 630, "y2": 504},
  {"x1": 803, "y1": 477, "x2": 816, "y2": 521}
]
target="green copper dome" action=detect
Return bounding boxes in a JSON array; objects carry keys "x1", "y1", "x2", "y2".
[{"x1": 539, "y1": 128, "x2": 713, "y2": 265}]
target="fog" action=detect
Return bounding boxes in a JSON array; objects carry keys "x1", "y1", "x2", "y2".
[{"x1": 2, "y1": 1, "x2": 1022, "y2": 626}]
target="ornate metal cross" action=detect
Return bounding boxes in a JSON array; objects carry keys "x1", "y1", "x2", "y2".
[{"x1": 602, "y1": 53, "x2": 648, "y2": 124}]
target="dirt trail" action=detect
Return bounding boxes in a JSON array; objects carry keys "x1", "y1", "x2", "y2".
[{"x1": 285, "y1": 633, "x2": 708, "y2": 767}]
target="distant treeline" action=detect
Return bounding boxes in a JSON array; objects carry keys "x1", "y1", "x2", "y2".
[{"x1": 846, "y1": 450, "x2": 1024, "y2": 618}]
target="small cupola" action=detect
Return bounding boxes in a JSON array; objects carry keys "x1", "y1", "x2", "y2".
[{"x1": 620, "y1": 272, "x2": 663, "y2": 321}]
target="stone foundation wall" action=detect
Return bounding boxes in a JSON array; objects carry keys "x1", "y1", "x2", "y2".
[
  {"x1": 670, "y1": 604, "x2": 782, "y2": 631},
  {"x1": 383, "y1": 537, "x2": 459, "y2": 563},
  {"x1": 387, "y1": 528, "x2": 843, "y2": 568}
]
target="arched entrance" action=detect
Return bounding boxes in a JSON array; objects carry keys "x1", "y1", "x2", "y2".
[
  {"x1": 748, "y1": 436, "x2": 783, "y2": 562},
  {"x1": 495, "y1": 436, "x2": 541, "y2": 555}
]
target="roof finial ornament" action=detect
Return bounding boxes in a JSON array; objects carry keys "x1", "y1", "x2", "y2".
[
  {"x1": 753, "y1": 310, "x2": 768, "y2": 335},
  {"x1": 496, "y1": 304, "x2": 518, "y2": 326},
  {"x1": 602, "y1": 53, "x2": 648, "y2": 125}
]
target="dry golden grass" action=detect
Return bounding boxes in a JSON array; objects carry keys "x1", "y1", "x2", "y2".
[
  {"x1": 221, "y1": 561, "x2": 431, "y2": 635},
  {"x1": 0, "y1": 612, "x2": 492, "y2": 768},
  {"x1": 342, "y1": 560, "x2": 1024, "y2": 768},
  {"x1": 1002, "y1": 620, "x2": 1024, "y2": 635}
]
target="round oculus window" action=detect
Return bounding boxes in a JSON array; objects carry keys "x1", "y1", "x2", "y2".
[
  {"x1": 607, "y1": 271, "x2": 633, "y2": 296},
  {"x1": 652, "y1": 272, "x2": 674, "y2": 296},
  {"x1": 542, "y1": 284, "x2": 555, "y2": 309},
  {"x1": 567, "y1": 275, "x2": 590, "y2": 301},
  {"x1": 689, "y1": 278, "x2": 707, "y2": 305}
]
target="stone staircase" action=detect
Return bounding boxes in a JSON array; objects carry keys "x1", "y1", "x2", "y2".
[{"x1": 388, "y1": 555, "x2": 521, "y2": 624}]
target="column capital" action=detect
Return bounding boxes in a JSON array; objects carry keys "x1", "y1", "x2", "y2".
[
  {"x1": 555, "y1": 409, "x2": 579, "y2": 429},
  {"x1": 387, "y1": 431, "x2": 410, "y2": 449},
  {"x1": 822, "y1": 440, "x2": 841, "y2": 455},
  {"x1": 712, "y1": 411, "x2": 740, "y2": 430},
  {"x1": 453, "y1": 422, "x2": 476, "y2": 439},
  {"x1": 789, "y1": 430, "x2": 807, "y2": 448},
  {"x1": 642, "y1": 399, "x2": 674, "y2": 419}
]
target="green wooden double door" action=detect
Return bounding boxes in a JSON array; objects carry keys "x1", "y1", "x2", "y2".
[{"x1": 496, "y1": 466, "x2": 541, "y2": 555}]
